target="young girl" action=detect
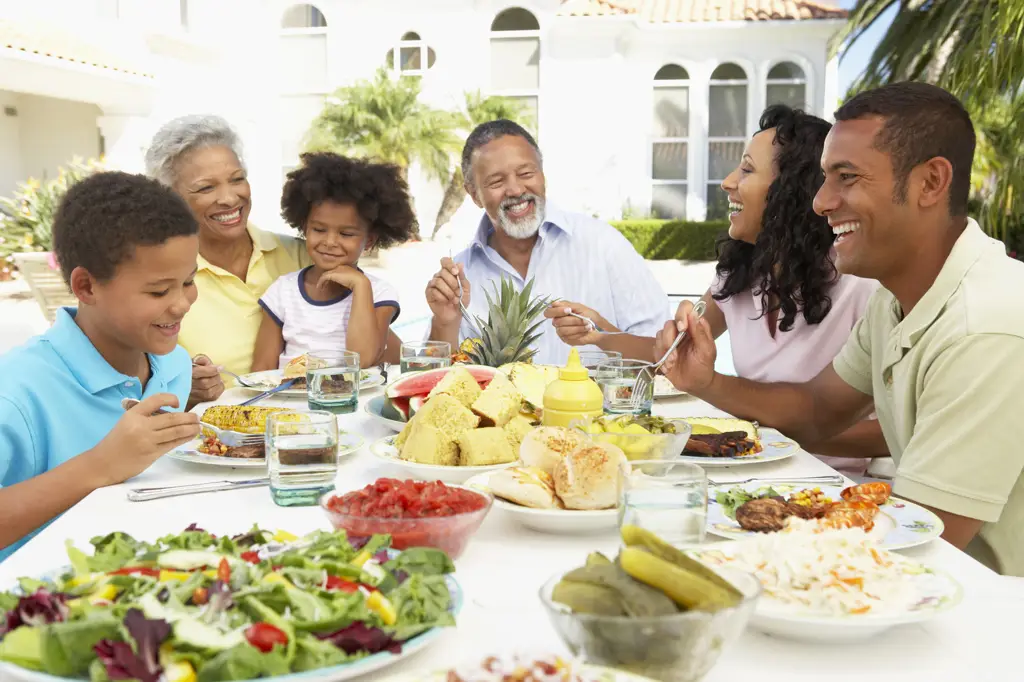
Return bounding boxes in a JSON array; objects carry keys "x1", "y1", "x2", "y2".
[{"x1": 252, "y1": 152, "x2": 417, "y2": 370}]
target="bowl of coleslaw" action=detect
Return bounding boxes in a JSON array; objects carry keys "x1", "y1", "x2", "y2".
[{"x1": 690, "y1": 520, "x2": 963, "y2": 642}]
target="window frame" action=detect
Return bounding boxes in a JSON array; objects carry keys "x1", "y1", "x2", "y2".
[
  {"x1": 488, "y1": 7, "x2": 541, "y2": 134},
  {"x1": 650, "y1": 64, "x2": 692, "y2": 220},
  {"x1": 706, "y1": 62, "x2": 750, "y2": 220},
  {"x1": 765, "y1": 59, "x2": 809, "y2": 111}
]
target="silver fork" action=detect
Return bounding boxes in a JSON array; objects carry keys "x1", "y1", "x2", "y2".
[
  {"x1": 449, "y1": 249, "x2": 481, "y2": 337},
  {"x1": 563, "y1": 311, "x2": 629, "y2": 335},
  {"x1": 198, "y1": 421, "x2": 264, "y2": 447},
  {"x1": 707, "y1": 474, "x2": 846, "y2": 487},
  {"x1": 629, "y1": 300, "x2": 707, "y2": 410},
  {"x1": 191, "y1": 357, "x2": 265, "y2": 389}
]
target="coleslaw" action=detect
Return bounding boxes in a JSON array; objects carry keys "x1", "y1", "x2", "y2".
[{"x1": 697, "y1": 520, "x2": 926, "y2": 617}]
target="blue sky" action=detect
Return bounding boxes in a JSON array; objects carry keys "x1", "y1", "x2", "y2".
[{"x1": 836, "y1": 0, "x2": 898, "y2": 95}]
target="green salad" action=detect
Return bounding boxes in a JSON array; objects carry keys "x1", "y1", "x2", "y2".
[{"x1": 0, "y1": 524, "x2": 457, "y2": 681}]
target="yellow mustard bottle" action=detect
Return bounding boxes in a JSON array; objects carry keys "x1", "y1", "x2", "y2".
[{"x1": 541, "y1": 348, "x2": 604, "y2": 427}]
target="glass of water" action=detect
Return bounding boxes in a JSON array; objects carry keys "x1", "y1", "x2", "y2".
[
  {"x1": 400, "y1": 341, "x2": 451, "y2": 374},
  {"x1": 577, "y1": 350, "x2": 622, "y2": 378},
  {"x1": 595, "y1": 359, "x2": 654, "y2": 415},
  {"x1": 618, "y1": 460, "x2": 707, "y2": 548},
  {"x1": 266, "y1": 410, "x2": 338, "y2": 507},
  {"x1": 306, "y1": 351, "x2": 360, "y2": 414}
]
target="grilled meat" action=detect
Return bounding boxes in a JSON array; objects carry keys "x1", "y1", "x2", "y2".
[
  {"x1": 684, "y1": 431, "x2": 758, "y2": 457},
  {"x1": 735, "y1": 498, "x2": 791, "y2": 532},
  {"x1": 786, "y1": 501, "x2": 831, "y2": 519},
  {"x1": 224, "y1": 444, "x2": 265, "y2": 459}
]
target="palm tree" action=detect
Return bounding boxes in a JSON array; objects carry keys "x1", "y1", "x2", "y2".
[
  {"x1": 430, "y1": 92, "x2": 534, "y2": 239},
  {"x1": 305, "y1": 67, "x2": 464, "y2": 238},
  {"x1": 831, "y1": 1, "x2": 1024, "y2": 240}
]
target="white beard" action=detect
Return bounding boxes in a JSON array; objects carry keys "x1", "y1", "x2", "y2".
[{"x1": 497, "y1": 194, "x2": 546, "y2": 240}]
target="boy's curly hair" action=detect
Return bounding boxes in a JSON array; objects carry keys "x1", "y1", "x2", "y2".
[
  {"x1": 280, "y1": 152, "x2": 418, "y2": 249},
  {"x1": 52, "y1": 171, "x2": 198, "y2": 284}
]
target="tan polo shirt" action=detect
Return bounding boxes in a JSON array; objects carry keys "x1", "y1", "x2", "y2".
[
  {"x1": 178, "y1": 225, "x2": 309, "y2": 377},
  {"x1": 833, "y1": 219, "x2": 1024, "y2": 577}
]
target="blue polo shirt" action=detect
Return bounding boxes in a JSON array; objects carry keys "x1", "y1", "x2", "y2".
[{"x1": 0, "y1": 307, "x2": 192, "y2": 562}]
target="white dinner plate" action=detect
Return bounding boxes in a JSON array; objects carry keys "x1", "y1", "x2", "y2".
[
  {"x1": 166, "y1": 431, "x2": 364, "y2": 468},
  {"x1": 677, "y1": 427, "x2": 797, "y2": 467},
  {"x1": 691, "y1": 542, "x2": 962, "y2": 643},
  {"x1": 706, "y1": 481, "x2": 944, "y2": 550},
  {"x1": 463, "y1": 472, "x2": 617, "y2": 534},
  {"x1": 382, "y1": 663, "x2": 656, "y2": 682},
  {"x1": 369, "y1": 435, "x2": 517, "y2": 484},
  {"x1": 235, "y1": 368, "x2": 384, "y2": 396}
]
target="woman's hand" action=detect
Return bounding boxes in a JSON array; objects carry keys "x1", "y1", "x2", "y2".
[
  {"x1": 189, "y1": 355, "x2": 225, "y2": 408},
  {"x1": 544, "y1": 301, "x2": 615, "y2": 347},
  {"x1": 654, "y1": 300, "x2": 717, "y2": 392}
]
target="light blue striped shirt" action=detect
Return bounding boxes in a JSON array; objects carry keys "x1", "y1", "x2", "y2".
[{"x1": 449, "y1": 203, "x2": 670, "y2": 365}]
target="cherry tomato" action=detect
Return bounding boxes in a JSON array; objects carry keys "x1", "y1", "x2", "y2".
[
  {"x1": 108, "y1": 567, "x2": 160, "y2": 577},
  {"x1": 324, "y1": 576, "x2": 360, "y2": 593},
  {"x1": 240, "y1": 551, "x2": 260, "y2": 564},
  {"x1": 244, "y1": 622, "x2": 288, "y2": 653},
  {"x1": 217, "y1": 557, "x2": 231, "y2": 583}
]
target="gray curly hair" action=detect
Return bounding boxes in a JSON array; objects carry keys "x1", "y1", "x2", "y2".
[{"x1": 144, "y1": 114, "x2": 245, "y2": 186}]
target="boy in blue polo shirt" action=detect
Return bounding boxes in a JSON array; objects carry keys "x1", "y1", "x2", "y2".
[{"x1": 0, "y1": 172, "x2": 202, "y2": 561}]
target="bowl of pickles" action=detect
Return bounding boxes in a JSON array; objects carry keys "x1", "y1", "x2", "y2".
[
  {"x1": 539, "y1": 525, "x2": 761, "y2": 682},
  {"x1": 570, "y1": 414, "x2": 692, "y2": 461}
]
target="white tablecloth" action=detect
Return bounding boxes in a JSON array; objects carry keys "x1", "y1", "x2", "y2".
[{"x1": 0, "y1": 387, "x2": 1013, "y2": 681}]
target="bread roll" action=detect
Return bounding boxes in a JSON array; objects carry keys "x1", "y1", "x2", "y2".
[
  {"x1": 553, "y1": 442, "x2": 629, "y2": 511},
  {"x1": 488, "y1": 467, "x2": 559, "y2": 509},
  {"x1": 520, "y1": 427, "x2": 587, "y2": 475}
]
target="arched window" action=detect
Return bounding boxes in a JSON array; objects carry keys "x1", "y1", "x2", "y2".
[
  {"x1": 707, "y1": 63, "x2": 748, "y2": 220},
  {"x1": 651, "y1": 64, "x2": 690, "y2": 219},
  {"x1": 766, "y1": 61, "x2": 807, "y2": 110},
  {"x1": 281, "y1": 3, "x2": 327, "y2": 28},
  {"x1": 489, "y1": 7, "x2": 540, "y2": 132},
  {"x1": 278, "y1": 3, "x2": 328, "y2": 93},
  {"x1": 386, "y1": 31, "x2": 437, "y2": 76}
]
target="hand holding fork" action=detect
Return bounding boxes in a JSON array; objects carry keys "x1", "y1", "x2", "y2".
[{"x1": 629, "y1": 300, "x2": 708, "y2": 410}]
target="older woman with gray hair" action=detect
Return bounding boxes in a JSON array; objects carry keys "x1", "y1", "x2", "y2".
[{"x1": 144, "y1": 115, "x2": 311, "y2": 407}]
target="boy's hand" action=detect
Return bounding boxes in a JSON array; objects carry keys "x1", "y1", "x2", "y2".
[
  {"x1": 89, "y1": 394, "x2": 200, "y2": 487},
  {"x1": 318, "y1": 266, "x2": 368, "y2": 291},
  {"x1": 545, "y1": 301, "x2": 613, "y2": 347},
  {"x1": 190, "y1": 355, "x2": 224, "y2": 405},
  {"x1": 426, "y1": 257, "x2": 470, "y2": 328}
]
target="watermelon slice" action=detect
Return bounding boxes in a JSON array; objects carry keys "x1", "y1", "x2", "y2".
[
  {"x1": 381, "y1": 396, "x2": 411, "y2": 422},
  {"x1": 385, "y1": 365, "x2": 496, "y2": 399},
  {"x1": 408, "y1": 395, "x2": 428, "y2": 419}
]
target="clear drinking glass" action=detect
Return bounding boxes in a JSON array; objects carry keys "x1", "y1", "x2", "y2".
[
  {"x1": 577, "y1": 350, "x2": 623, "y2": 378},
  {"x1": 266, "y1": 410, "x2": 339, "y2": 507},
  {"x1": 306, "y1": 351, "x2": 360, "y2": 414},
  {"x1": 400, "y1": 341, "x2": 451, "y2": 374},
  {"x1": 618, "y1": 460, "x2": 707, "y2": 548},
  {"x1": 595, "y1": 359, "x2": 654, "y2": 415}
]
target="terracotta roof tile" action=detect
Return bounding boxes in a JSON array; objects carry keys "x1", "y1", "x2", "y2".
[
  {"x1": 558, "y1": 0, "x2": 847, "y2": 22},
  {"x1": 0, "y1": 18, "x2": 155, "y2": 78}
]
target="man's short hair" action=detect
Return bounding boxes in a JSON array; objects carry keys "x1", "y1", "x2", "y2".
[
  {"x1": 460, "y1": 119, "x2": 542, "y2": 189},
  {"x1": 835, "y1": 81, "x2": 975, "y2": 216},
  {"x1": 52, "y1": 171, "x2": 198, "y2": 283}
]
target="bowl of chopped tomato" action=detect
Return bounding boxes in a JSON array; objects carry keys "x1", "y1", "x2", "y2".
[{"x1": 321, "y1": 478, "x2": 493, "y2": 559}]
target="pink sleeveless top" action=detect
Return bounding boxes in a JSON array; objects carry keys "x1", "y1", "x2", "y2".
[{"x1": 713, "y1": 272, "x2": 881, "y2": 477}]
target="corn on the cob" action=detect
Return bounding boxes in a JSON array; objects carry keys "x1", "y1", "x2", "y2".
[{"x1": 199, "y1": 406, "x2": 292, "y2": 434}]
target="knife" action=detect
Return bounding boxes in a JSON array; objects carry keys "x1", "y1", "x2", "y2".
[
  {"x1": 127, "y1": 478, "x2": 269, "y2": 502},
  {"x1": 240, "y1": 378, "x2": 299, "y2": 406}
]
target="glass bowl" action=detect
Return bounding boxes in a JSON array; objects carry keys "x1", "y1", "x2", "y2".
[
  {"x1": 570, "y1": 415, "x2": 692, "y2": 462},
  {"x1": 538, "y1": 566, "x2": 761, "y2": 682},
  {"x1": 319, "y1": 485, "x2": 493, "y2": 559}
]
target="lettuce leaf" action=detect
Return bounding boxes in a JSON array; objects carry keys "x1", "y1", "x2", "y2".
[
  {"x1": 195, "y1": 644, "x2": 289, "y2": 682},
  {"x1": 386, "y1": 574, "x2": 454, "y2": 641},
  {"x1": 292, "y1": 633, "x2": 355, "y2": 671},
  {"x1": 39, "y1": 615, "x2": 121, "y2": 676},
  {"x1": 385, "y1": 548, "x2": 455, "y2": 578},
  {"x1": 87, "y1": 533, "x2": 146, "y2": 572}
]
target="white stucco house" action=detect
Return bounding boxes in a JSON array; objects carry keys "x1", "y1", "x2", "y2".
[{"x1": 0, "y1": 0, "x2": 846, "y2": 240}]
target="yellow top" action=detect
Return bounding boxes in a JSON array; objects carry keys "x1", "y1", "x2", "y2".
[
  {"x1": 832, "y1": 220, "x2": 1024, "y2": 577},
  {"x1": 177, "y1": 224, "x2": 309, "y2": 377}
]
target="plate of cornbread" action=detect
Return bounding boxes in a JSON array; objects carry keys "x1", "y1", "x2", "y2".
[{"x1": 369, "y1": 367, "x2": 538, "y2": 484}]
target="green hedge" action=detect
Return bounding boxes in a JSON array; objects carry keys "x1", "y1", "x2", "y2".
[{"x1": 609, "y1": 220, "x2": 728, "y2": 261}]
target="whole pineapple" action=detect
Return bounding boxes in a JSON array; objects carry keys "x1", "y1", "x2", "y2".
[{"x1": 466, "y1": 277, "x2": 550, "y2": 367}]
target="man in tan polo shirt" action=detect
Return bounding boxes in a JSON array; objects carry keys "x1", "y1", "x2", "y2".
[{"x1": 656, "y1": 81, "x2": 1024, "y2": 576}]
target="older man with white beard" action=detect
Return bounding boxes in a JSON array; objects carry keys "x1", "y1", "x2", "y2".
[{"x1": 425, "y1": 119, "x2": 669, "y2": 366}]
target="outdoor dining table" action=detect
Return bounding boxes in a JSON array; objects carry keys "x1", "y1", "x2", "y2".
[{"x1": 0, "y1": 384, "x2": 1017, "y2": 682}]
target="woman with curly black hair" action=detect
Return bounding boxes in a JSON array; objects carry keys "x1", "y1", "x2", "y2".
[
  {"x1": 251, "y1": 152, "x2": 418, "y2": 370},
  {"x1": 691, "y1": 104, "x2": 886, "y2": 474}
]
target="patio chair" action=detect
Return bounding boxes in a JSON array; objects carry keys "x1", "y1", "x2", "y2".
[{"x1": 12, "y1": 252, "x2": 76, "y2": 324}]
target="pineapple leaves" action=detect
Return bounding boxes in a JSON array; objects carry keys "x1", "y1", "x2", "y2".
[{"x1": 464, "y1": 275, "x2": 551, "y2": 367}]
